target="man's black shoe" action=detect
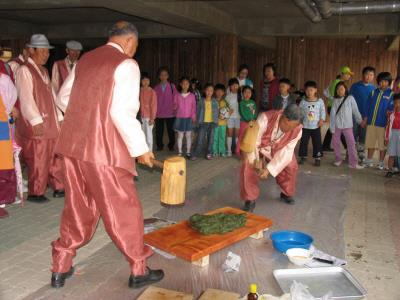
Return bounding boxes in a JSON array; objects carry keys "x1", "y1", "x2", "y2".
[
  {"x1": 53, "y1": 190, "x2": 65, "y2": 198},
  {"x1": 27, "y1": 195, "x2": 49, "y2": 203},
  {"x1": 280, "y1": 193, "x2": 295, "y2": 205},
  {"x1": 385, "y1": 171, "x2": 394, "y2": 178},
  {"x1": 128, "y1": 268, "x2": 164, "y2": 289},
  {"x1": 243, "y1": 201, "x2": 256, "y2": 212},
  {"x1": 51, "y1": 267, "x2": 74, "y2": 288},
  {"x1": 298, "y1": 157, "x2": 306, "y2": 165}
]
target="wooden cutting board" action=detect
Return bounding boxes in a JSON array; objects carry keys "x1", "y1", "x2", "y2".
[
  {"x1": 198, "y1": 288, "x2": 240, "y2": 300},
  {"x1": 144, "y1": 207, "x2": 272, "y2": 264},
  {"x1": 137, "y1": 286, "x2": 193, "y2": 300}
]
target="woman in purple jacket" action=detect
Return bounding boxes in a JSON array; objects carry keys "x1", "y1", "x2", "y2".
[{"x1": 154, "y1": 67, "x2": 177, "y2": 151}]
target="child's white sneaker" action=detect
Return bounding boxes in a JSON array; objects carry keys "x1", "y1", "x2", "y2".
[
  {"x1": 363, "y1": 159, "x2": 374, "y2": 168},
  {"x1": 378, "y1": 161, "x2": 385, "y2": 170},
  {"x1": 350, "y1": 164, "x2": 364, "y2": 170},
  {"x1": 227, "y1": 151, "x2": 232, "y2": 157},
  {"x1": 333, "y1": 161, "x2": 342, "y2": 167}
]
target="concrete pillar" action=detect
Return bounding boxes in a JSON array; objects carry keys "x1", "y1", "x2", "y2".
[{"x1": 211, "y1": 35, "x2": 238, "y2": 84}]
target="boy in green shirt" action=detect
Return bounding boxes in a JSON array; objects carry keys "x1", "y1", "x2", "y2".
[{"x1": 213, "y1": 84, "x2": 230, "y2": 156}]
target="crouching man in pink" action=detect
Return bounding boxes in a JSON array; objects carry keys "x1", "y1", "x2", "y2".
[{"x1": 241, "y1": 104, "x2": 302, "y2": 212}]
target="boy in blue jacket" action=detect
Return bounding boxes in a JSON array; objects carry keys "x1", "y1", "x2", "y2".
[{"x1": 363, "y1": 72, "x2": 394, "y2": 169}]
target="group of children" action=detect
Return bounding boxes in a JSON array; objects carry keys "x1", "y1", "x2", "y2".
[
  {"x1": 139, "y1": 73, "x2": 258, "y2": 160},
  {"x1": 139, "y1": 65, "x2": 400, "y2": 176},
  {"x1": 297, "y1": 67, "x2": 399, "y2": 175}
]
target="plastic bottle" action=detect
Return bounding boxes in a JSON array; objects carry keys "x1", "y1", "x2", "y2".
[{"x1": 247, "y1": 283, "x2": 258, "y2": 300}]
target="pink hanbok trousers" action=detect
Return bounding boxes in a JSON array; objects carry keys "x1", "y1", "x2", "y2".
[
  {"x1": 51, "y1": 157, "x2": 153, "y2": 276},
  {"x1": 240, "y1": 155, "x2": 298, "y2": 201},
  {"x1": 21, "y1": 138, "x2": 64, "y2": 195},
  {"x1": 235, "y1": 121, "x2": 248, "y2": 156}
]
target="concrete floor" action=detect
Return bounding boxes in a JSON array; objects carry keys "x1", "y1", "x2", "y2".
[{"x1": 0, "y1": 150, "x2": 399, "y2": 299}]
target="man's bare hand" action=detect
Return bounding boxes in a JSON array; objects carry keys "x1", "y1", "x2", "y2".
[
  {"x1": 318, "y1": 120, "x2": 324, "y2": 127},
  {"x1": 11, "y1": 107, "x2": 20, "y2": 120},
  {"x1": 258, "y1": 168, "x2": 269, "y2": 179},
  {"x1": 32, "y1": 123, "x2": 44, "y2": 137},
  {"x1": 138, "y1": 152, "x2": 155, "y2": 168}
]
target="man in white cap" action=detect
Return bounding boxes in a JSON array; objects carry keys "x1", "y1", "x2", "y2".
[
  {"x1": 16, "y1": 34, "x2": 65, "y2": 203},
  {"x1": 51, "y1": 40, "x2": 82, "y2": 94}
]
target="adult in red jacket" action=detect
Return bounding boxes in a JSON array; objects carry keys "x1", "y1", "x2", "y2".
[{"x1": 260, "y1": 63, "x2": 279, "y2": 111}]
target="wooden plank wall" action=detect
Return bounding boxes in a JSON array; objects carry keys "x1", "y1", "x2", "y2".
[
  {"x1": 274, "y1": 37, "x2": 399, "y2": 91},
  {"x1": 135, "y1": 38, "x2": 212, "y2": 87},
  {"x1": 238, "y1": 46, "x2": 276, "y2": 98}
]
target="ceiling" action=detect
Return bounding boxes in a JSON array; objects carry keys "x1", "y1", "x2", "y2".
[{"x1": 0, "y1": 0, "x2": 399, "y2": 50}]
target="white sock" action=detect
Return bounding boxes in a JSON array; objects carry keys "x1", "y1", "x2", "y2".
[
  {"x1": 177, "y1": 132, "x2": 184, "y2": 153},
  {"x1": 185, "y1": 131, "x2": 192, "y2": 153},
  {"x1": 227, "y1": 137, "x2": 232, "y2": 153}
]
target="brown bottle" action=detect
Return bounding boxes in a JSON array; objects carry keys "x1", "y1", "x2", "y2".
[{"x1": 247, "y1": 283, "x2": 258, "y2": 300}]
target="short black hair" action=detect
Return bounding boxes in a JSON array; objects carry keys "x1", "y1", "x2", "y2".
[
  {"x1": 108, "y1": 21, "x2": 138, "y2": 38},
  {"x1": 228, "y1": 78, "x2": 240, "y2": 86},
  {"x1": 203, "y1": 82, "x2": 214, "y2": 90},
  {"x1": 141, "y1": 72, "x2": 150, "y2": 80},
  {"x1": 238, "y1": 64, "x2": 249, "y2": 73},
  {"x1": 377, "y1": 72, "x2": 392, "y2": 85},
  {"x1": 157, "y1": 66, "x2": 169, "y2": 78},
  {"x1": 214, "y1": 83, "x2": 226, "y2": 92},
  {"x1": 279, "y1": 78, "x2": 291, "y2": 85},
  {"x1": 304, "y1": 80, "x2": 317, "y2": 89},
  {"x1": 263, "y1": 63, "x2": 276, "y2": 75},
  {"x1": 393, "y1": 93, "x2": 400, "y2": 101},
  {"x1": 178, "y1": 76, "x2": 191, "y2": 93},
  {"x1": 190, "y1": 78, "x2": 200, "y2": 86},
  {"x1": 241, "y1": 85, "x2": 253, "y2": 99},
  {"x1": 334, "y1": 81, "x2": 349, "y2": 98},
  {"x1": 362, "y1": 66, "x2": 375, "y2": 75}
]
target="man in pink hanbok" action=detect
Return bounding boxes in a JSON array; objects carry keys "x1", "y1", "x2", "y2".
[
  {"x1": 51, "y1": 21, "x2": 164, "y2": 289},
  {"x1": 241, "y1": 104, "x2": 303, "y2": 212},
  {"x1": 16, "y1": 34, "x2": 65, "y2": 203}
]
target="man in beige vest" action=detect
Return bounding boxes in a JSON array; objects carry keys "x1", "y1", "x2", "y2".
[
  {"x1": 51, "y1": 21, "x2": 164, "y2": 289},
  {"x1": 52, "y1": 40, "x2": 82, "y2": 94},
  {"x1": 16, "y1": 34, "x2": 65, "y2": 203}
]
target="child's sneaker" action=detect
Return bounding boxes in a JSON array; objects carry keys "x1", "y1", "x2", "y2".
[
  {"x1": 333, "y1": 161, "x2": 342, "y2": 167},
  {"x1": 363, "y1": 159, "x2": 374, "y2": 168},
  {"x1": 349, "y1": 164, "x2": 364, "y2": 170},
  {"x1": 227, "y1": 151, "x2": 232, "y2": 157},
  {"x1": 298, "y1": 157, "x2": 306, "y2": 165},
  {"x1": 314, "y1": 158, "x2": 321, "y2": 167},
  {"x1": 378, "y1": 161, "x2": 385, "y2": 170},
  {"x1": 206, "y1": 154, "x2": 213, "y2": 160},
  {"x1": 178, "y1": 153, "x2": 183, "y2": 157},
  {"x1": 186, "y1": 153, "x2": 191, "y2": 159},
  {"x1": 190, "y1": 156, "x2": 197, "y2": 161},
  {"x1": 220, "y1": 153, "x2": 226, "y2": 158}
]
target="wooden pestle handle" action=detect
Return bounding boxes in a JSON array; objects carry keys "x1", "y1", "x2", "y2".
[{"x1": 151, "y1": 159, "x2": 164, "y2": 169}]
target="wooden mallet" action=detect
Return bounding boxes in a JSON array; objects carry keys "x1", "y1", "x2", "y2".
[{"x1": 150, "y1": 156, "x2": 187, "y2": 206}]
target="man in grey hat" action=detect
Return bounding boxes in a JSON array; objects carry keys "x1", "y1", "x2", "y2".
[
  {"x1": 16, "y1": 34, "x2": 65, "y2": 203},
  {"x1": 52, "y1": 40, "x2": 82, "y2": 94}
]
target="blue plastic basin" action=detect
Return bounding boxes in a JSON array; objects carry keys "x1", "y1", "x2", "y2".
[{"x1": 270, "y1": 230, "x2": 313, "y2": 253}]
